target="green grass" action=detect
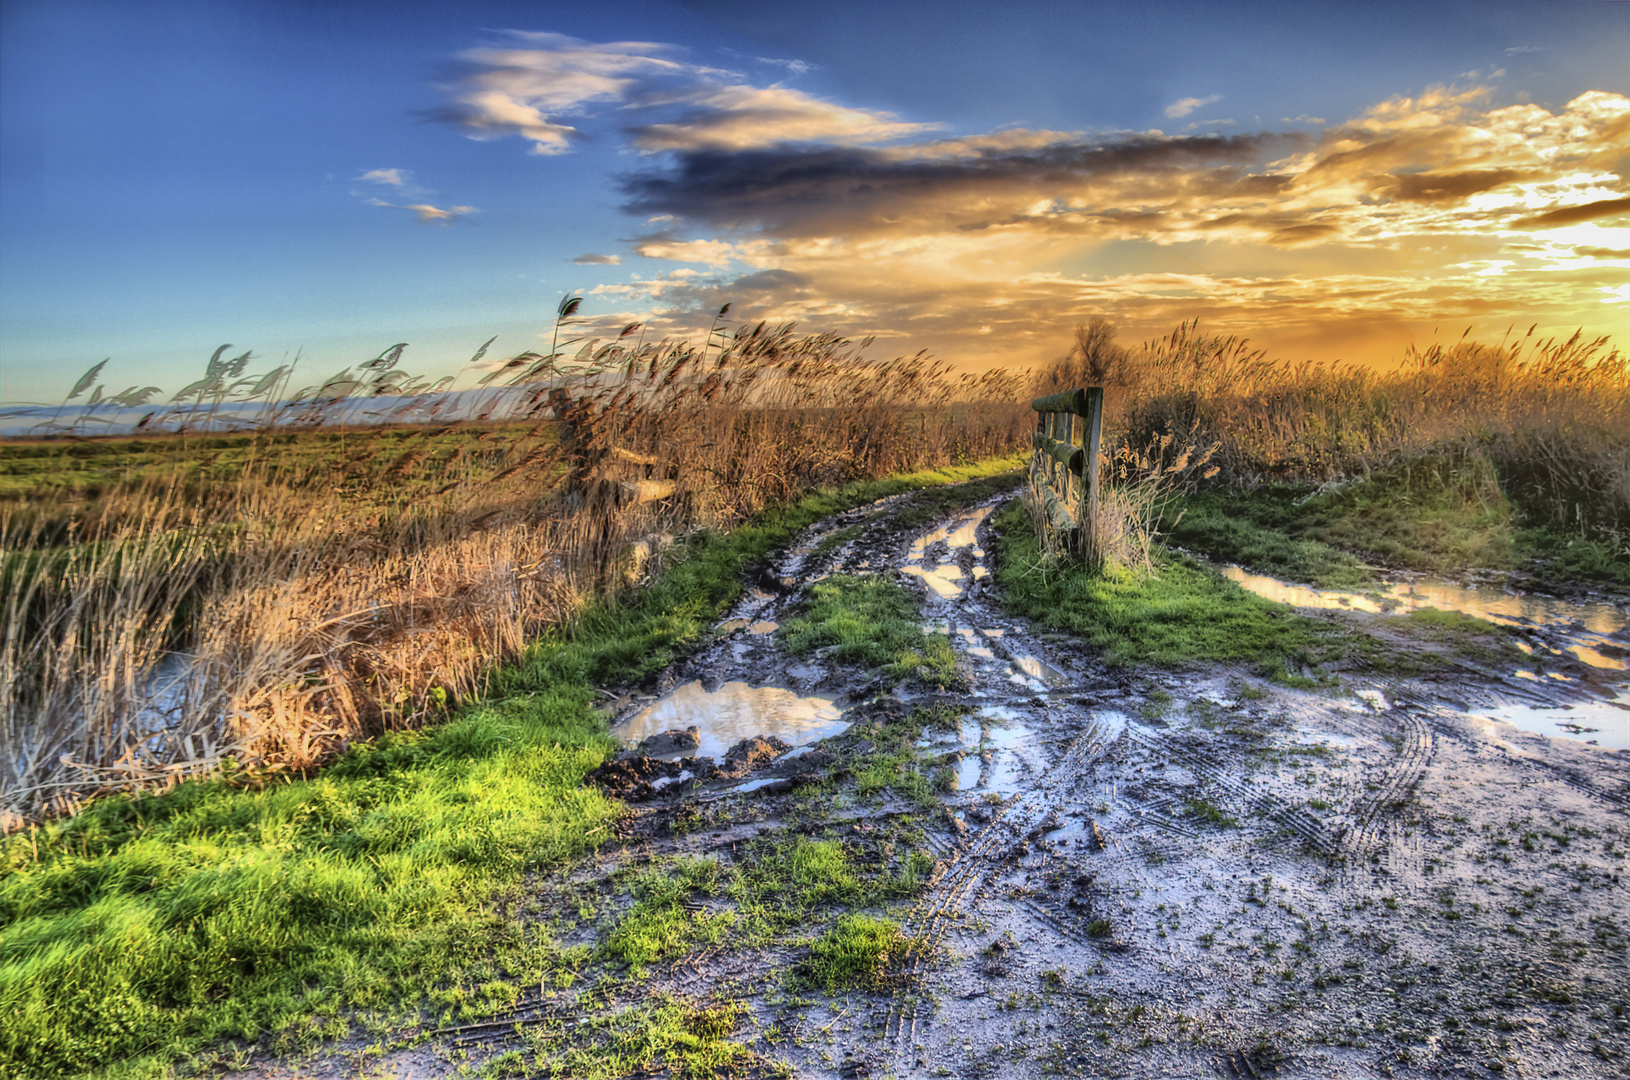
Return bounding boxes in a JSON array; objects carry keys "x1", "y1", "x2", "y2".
[
  {"x1": 779, "y1": 574, "x2": 966, "y2": 691},
  {"x1": 1162, "y1": 450, "x2": 1630, "y2": 591},
  {"x1": 991, "y1": 501, "x2": 1339, "y2": 682},
  {"x1": 803, "y1": 915, "x2": 915, "y2": 994},
  {"x1": 1160, "y1": 490, "x2": 1377, "y2": 591},
  {"x1": 510, "y1": 995, "x2": 758, "y2": 1080},
  {"x1": 601, "y1": 860, "x2": 735, "y2": 977},
  {"x1": 0, "y1": 455, "x2": 1021, "y2": 1080},
  {"x1": 0, "y1": 694, "x2": 618, "y2": 1079}
]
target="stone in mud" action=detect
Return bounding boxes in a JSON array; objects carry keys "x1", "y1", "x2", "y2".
[
  {"x1": 637, "y1": 726, "x2": 700, "y2": 755},
  {"x1": 583, "y1": 753, "x2": 685, "y2": 801}
]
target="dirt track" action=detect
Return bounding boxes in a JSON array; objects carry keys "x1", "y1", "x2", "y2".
[{"x1": 292, "y1": 484, "x2": 1630, "y2": 1079}]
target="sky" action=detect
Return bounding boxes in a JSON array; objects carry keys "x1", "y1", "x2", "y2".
[{"x1": 1, "y1": 0, "x2": 1626, "y2": 405}]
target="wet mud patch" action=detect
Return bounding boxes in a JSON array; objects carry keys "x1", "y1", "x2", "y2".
[{"x1": 258, "y1": 478, "x2": 1628, "y2": 1080}]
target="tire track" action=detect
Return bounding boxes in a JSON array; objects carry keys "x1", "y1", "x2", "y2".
[
  {"x1": 1123, "y1": 727, "x2": 1342, "y2": 856},
  {"x1": 1342, "y1": 705, "x2": 1435, "y2": 861}
]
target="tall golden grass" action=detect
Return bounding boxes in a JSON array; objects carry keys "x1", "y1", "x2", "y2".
[
  {"x1": 1039, "y1": 319, "x2": 1630, "y2": 538},
  {"x1": 2, "y1": 319, "x2": 1029, "y2": 826}
]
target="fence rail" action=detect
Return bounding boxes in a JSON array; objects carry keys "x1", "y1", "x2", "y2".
[{"x1": 1029, "y1": 386, "x2": 1103, "y2": 563}]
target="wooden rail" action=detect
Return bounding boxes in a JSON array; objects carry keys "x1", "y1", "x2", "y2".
[{"x1": 1030, "y1": 387, "x2": 1103, "y2": 564}]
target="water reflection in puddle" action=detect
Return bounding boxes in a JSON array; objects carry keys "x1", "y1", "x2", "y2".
[
  {"x1": 908, "y1": 506, "x2": 994, "y2": 559},
  {"x1": 1218, "y1": 565, "x2": 1630, "y2": 748},
  {"x1": 1220, "y1": 565, "x2": 1627, "y2": 641},
  {"x1": 1475, "y1": 700, "x2": 1630, "y2": 752},
  {"x1": 901, "y1": 563, "x2": 966, "y2": 599},
  {"x1": 613, "y1": 681, "x2": 848, "y2": 759},
  {"x1": 748, "y1": 621, "x2": 778, "y2": 635},
  {"x1": 1009, "y1": 654, "x2": 1069, "y2": 691}
]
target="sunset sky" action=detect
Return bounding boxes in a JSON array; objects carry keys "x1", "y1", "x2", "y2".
[{"x1": 1, "y1": 0, "x2": 1626, "y2": 403}]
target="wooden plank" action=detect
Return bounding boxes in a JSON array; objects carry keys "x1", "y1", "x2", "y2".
[
  {"x1": 1031, "y1": 433, "x2": 1083, "y2": 474},
  {"x1": 1031, "y1": 388, "x2": 1090, "y2": 416}
]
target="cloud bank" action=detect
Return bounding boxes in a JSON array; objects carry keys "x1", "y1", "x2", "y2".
[{"x1": 440, "y1": 34, "x2": 1630, "y2": 369}]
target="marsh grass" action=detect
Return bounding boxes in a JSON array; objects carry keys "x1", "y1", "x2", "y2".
[
  {"x1": 2, "y1": 320, "x2": 1028, "y2": 824},
  {"x1": 1108, "y1": 322, "x2": 1630, "y2": 535},
  {"x1": 1035, "y1": 319, "x2": 1629, "y2": 582}
]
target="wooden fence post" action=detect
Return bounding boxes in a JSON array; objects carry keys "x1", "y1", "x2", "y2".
[
  {"x1": 1079, "y1": 386, "x2": 1103, "y2": 567},
  {"x1": 1028, "y1": 386, "x2": 1103, "y2": 564}
]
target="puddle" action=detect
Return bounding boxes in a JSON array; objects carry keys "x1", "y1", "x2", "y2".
[
  {"x1": 728, "y1": 777, "x2": 789, "y2": 794},
  {"x1": 975, "y1": 706, "x2": 1037, "y2": 792},
  {"x1": 1011, "y1": 654, "x2": 1070, "y2": 690},
  {"x1": 954, "y1": 753, "x2": 983, "y2": 791},
  {"x1": 716, "y1": 619, "x2": 750, "y2": 634},
  {"x1": 901, "y1": 563, "x2": 966, "y2": 599},
  {"x1": 612, "y1": 681, "x2": 848, "y2": 759},
  {"x1": 1216, "y1": 565, "x2": 1630, "y2": 749},
  {"x1": 748, "y1": 621, "x2": 778, "y2": 635},
  {"x1": 1475, "y1": 698, "x2": 1630, "y2": 751},
  {"x1": 908, "y1": 505, "x2": 994, "y2": 558},
  {"x1": 1219, "y1": 565, "x2": 1628, "y2": 647}
]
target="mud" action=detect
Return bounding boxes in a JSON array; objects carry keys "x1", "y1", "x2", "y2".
[{"x1": 252, "y1": 483, "x2": 1630, "y2": 1080}]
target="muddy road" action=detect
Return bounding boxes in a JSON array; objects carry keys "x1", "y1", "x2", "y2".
[{"x1": 359, "y1": 481, "x2": 1629, "y2": 1080}]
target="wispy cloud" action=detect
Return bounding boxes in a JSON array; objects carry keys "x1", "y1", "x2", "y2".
[
  {"x1": 434, "y1": 31, "x2": 936, "y2": 156},
  {"x1": 573, "y1": 253, "x2": 622, "y2": 264},
  {"x1": 1165, "y1": 94, "x2": 1223, "y2": 119},
  {"x1": 363, "y1": 197, "x2": 476, "y2": 224},
  {"x1": 358, "y1": 168, "x2": 409, "y2": 187},
  {"x1": 354, "y1": 168, "x2": 475, "y2": 224}
]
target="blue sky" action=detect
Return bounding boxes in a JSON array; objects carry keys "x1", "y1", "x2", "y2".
[{"x1": 2, "y1": 0, "x2": 1626, "y2": 404}]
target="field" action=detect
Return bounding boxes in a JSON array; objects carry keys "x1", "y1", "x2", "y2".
[{"x1": 1, "y1": 320, "x2": 1627, "y2": 1080}]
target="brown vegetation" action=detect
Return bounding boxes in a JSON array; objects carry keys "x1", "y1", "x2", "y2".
[
  {"x1": 1037, "y1": 319, "x2": 1630, "y2": 539},
  {"x1": 1, "y1": 320, "x2": 1028, "y2": 825}
]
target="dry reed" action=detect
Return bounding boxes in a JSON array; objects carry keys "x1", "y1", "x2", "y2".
[
  {"x1": 2, "y1": 320, "x2": 1029, "y2": 826},
  {"x1": 1034, "y1": 319, "x2": 1630, "y2": 553}
]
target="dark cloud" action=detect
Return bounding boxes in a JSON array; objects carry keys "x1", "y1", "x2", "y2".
[
  {"x1": 729, "y1": 268, "x2": 807, "y2": 292},
  {"x1": 618, "y1": 132, "x2": 1298, "y2": 236},
  {"x1": 1513, "y1": 197, "x2": 1630, "y2": 228},
  {"x1": 1378, "y1": 168, "x2": 1533, "y2": 204}
]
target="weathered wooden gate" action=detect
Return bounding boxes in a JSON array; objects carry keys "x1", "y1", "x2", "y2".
[{"x1": 1029, "y1": 387, "x2": 1104, "y2": 564}]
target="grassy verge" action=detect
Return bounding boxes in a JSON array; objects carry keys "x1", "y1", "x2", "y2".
[
  {"x1": 0, "y1": 455, "x2": 1019, "y2": 1080},
  {"x1": 1162, "y1": 451, "x2": 1630, "y2": 592},
  {"x1": 992, "y1": 501, "x2": 1341, "y2": 684},
  {"x1": 993, "y1": 499, "x2": 1528, "y2": 682}
]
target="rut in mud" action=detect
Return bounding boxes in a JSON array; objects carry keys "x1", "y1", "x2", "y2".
[{"x1": 298, "y1": 479, "x2": 1629, "y2": 1080}]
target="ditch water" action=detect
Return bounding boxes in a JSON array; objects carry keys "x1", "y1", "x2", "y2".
[{"x1": 1217, "y1": 563, "x2": 1630, "y2": 750}]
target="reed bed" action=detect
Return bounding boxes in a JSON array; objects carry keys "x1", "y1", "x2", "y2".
[
  {"x1": 2, "y1": 318, "x2": 1029, "y2": 826},
  {"x1": 1038, "y1": 319, "x2": 1630, "y2": 552}
]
